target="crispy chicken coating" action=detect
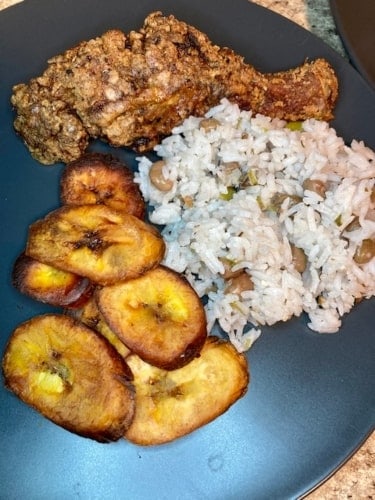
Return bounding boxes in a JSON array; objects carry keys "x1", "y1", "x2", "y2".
[{"x1": 11, "y1": 12, "x2": 338, "y2": 165}]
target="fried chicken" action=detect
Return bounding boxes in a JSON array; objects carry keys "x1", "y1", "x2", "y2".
[{"x1": 11, "y1": 11, "x2": 338, "y2": 165}]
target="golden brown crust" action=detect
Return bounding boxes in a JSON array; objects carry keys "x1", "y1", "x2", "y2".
[
  {"x1": 254, "y1": 58, "x2": 338, "y2": 121},
  {"x1": 11, "y1": 80, "x2": 89, "y2": 164},
  {"x1": 11, "y1": 12, "x2": 338, "y2": 165}
]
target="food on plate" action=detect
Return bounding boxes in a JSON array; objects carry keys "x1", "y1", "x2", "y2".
[
  {"x1": 12, "y1": 253, "x2": 93, "y2": 308},
  {"x1": 353, "y1": 238, "x2": 375, "y2": 264},
  {"x1": 2, "y1": 314, "x2": 135, "y2": 442},
  {"x1": 96, "y1": 266, "x2": 207, "y2": 370},
  {"x1": 5, "y1": 203, "x2": 249, "y2": 444},
  {"x1": 11, "y1": 11, "x2": 338, "y2": 165},
  {"x1": 71, "y1": 296, "x2": 131, "y2": 359},
  {"x1": 60, "y1": 152, "x2": 145, "y2": 218},
  {"x1": 136, "y1": 98, "x2": 375, "y2": 351},
  {"x1": 125, "y1": 336, "x2": 249, "y2": 445},
  {"x1": 6, "y1": 167, "x2": 247, "y2": 442},
  {"x1": 25, "y1": 204, "x2": 165, "y2": 286}
]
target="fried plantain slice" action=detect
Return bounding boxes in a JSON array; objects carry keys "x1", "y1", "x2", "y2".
[
  {"x1": 96, "y1": 266, "x2": 207, "y2": 370},
  {"x1": 2, "y1": 314, "x2": 135, "y2": 442},
  {"x1": 60, "y1": 152, "x2": 145, "y2": 219},
  {"x1": 25, "y1": 204, "x2": 165, "y2": 286},
  {"x1": 72, "y1": 295, "x2": 131, "y2": 359},
  {"x1": 12, "y1": 253, "x2": 93, "y2": 308},
  {"x1": 124, "y1": 336, "x2": 249, "y2": 445}
]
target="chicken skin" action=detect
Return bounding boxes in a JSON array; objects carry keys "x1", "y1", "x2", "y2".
[{"x1": 11, "y1": 11, "x2": 338, "y2": 165}]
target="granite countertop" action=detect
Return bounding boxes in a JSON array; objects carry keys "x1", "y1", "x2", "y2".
[{"x1": 1, "y1": 0, "x2": 374, "y2": 498}]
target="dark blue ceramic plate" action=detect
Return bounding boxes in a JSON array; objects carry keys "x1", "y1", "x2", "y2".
[
  {"x1": 0, "y1": 1, "x2": 374, "y2": 498},
  {"x1": 330, "y1": 0, "x2": 375, "y2": 91}
]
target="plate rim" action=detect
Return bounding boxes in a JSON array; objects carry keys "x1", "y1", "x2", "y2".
[{"x1": 1, "y1": 1, "x2": 374, "y2": 498}]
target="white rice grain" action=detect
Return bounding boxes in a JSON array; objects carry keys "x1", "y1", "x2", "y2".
[{"x1": 136, "y1": 99, "x2": 375, "y2": 351}]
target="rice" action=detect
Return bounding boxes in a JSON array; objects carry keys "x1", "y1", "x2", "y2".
[{"x1": 135, "y1": 99, "x2": 375, "y2": 352}]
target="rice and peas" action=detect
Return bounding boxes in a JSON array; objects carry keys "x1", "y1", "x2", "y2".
[{"x1": 135, "y1": 99, "x2": 375, "y2": 352}]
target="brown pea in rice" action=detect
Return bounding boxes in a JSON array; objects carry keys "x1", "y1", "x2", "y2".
[{"x1": 135, "y1": 99, "x2": 375, "y2": 352}]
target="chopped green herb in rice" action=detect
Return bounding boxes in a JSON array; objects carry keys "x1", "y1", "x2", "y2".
[{"x1": 136, "y1": 99, "x2": 375, "y2": 352}]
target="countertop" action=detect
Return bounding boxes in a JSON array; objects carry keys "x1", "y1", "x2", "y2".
[{"x1": 1, "y1": 0, "x2": 374, "y2": 498}]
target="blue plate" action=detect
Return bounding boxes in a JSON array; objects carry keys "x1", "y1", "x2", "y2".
[
  {"x1": 330, "y1": 0, "x2": 375, "y2": 91},
  {"x1": 0, "y1": 1, "x2": 374, "y2": 498}
]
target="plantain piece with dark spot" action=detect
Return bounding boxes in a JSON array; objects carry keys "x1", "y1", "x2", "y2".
[
  {"x1": 124, "y1": 336, "x2": 249, "y2": 445},
  {"x1": 25, "y1": 204, "x2": 165, "y2": 286},
  {"x1": 11, "y1": 11, "x2": 338, "y2": 165},
  {"x1": 96, "y1": 266, "x2": 207, "y2": 370},
  {"x1": 2, "y1": 314, "x2": 135, "y2": 442},
  {"x1": 60, "y1": 152, "x2": 145, "y2": 219}
]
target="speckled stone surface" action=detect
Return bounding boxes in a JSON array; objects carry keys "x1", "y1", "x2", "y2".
[
  {"x1": 1, "y1": 0, "x2": 374, "y2": 498},
  {"x1": 251, "y1": 0, "x2": 347, "y2": 57}
]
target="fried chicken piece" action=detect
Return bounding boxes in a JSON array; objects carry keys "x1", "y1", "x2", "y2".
[{"x1": 11, "y1": 12, "x2": 338, "y2": 165}]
